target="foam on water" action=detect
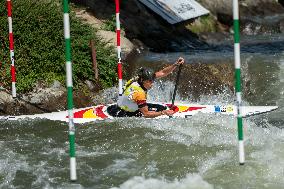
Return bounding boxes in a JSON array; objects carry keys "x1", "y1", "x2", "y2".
[
  {"x1": 248, "y1": 124, "x2": 284, "y2": 181},
  {"x1": 111, "y1": 173, "x2": 213, "y2": 189},
  {"x1": 0, "y1": 96, "x2": 282, "y2": 188},
  {"x1": 0, "y1": 149, "x2": 30, "y2": 188},
  {"x1": 120, "y1": 114, "x2": 239, "y2": 147}
]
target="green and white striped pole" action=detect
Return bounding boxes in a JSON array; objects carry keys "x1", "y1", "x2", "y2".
[
  {"x1": 233, "y1": 0, "x2": 245, "y2": 165},
  {"x1": 63, "y1": 0, "x2": 77, "y2": 180}
]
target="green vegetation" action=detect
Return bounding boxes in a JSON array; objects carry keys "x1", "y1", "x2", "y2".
[
  {"x1": 186, "y1": 14, "x2": 217, "y2": 34},
  {"x1": 0, "y1": 0, "x2": 117, "y2": 93},
  {"x1": 101, "y1": 14, "x2": 125, "y2": 33},
  {"x1": 101, "y1": 15, "x2": 116, "y2": 31}
]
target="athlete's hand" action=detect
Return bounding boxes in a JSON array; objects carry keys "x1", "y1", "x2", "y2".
[
  {"x1": 174, "y1": 57, "x2": 185, "y2": 66},
  {"x1": 162, "y1": 110, "x2": 175, "y2": 116},
  {"x1": 169, "y1": 104, "x2": 178, "y2": 112}
]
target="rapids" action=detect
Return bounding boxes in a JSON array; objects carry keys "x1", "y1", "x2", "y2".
[{"x1": 0, "y1": 34, "x2": 283, "y2": 189}]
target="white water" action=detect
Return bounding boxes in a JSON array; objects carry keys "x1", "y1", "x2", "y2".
[{"x1": 0, "y1": 37, "x2": 283, "y2": 189}]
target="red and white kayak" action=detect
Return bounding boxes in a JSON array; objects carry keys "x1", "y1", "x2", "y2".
[{"x1": 0, "y1": 102, "x2": 278, "y2": 123}]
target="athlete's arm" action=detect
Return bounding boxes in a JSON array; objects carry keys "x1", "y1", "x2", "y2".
[
  {"x1": 155, "y1": 57, "x2": 184, "y2": 79},
  {"x1": 139, "y1": 106, "x2": 175, "y2": 118}
]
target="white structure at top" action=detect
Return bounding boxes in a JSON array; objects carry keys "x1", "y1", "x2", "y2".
[{"x1": 139, "y1": 0, "x2": 210, "y2": 24}]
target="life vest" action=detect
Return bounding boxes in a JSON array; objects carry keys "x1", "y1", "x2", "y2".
[{"x1": 118, "y1": 79, "x2": 147, "y2": 112}]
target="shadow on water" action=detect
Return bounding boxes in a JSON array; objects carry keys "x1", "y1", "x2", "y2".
[{"x1": 210, "y1": 40, "x2": 284, "y2": 54}]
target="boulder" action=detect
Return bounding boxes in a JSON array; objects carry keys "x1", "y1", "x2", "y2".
[
  {"x1": 198, "y1": 0, "x2": 284, "y2": 34},
  {"x1": 74, "y1": 8, "x2": 134, "y2": 58}
]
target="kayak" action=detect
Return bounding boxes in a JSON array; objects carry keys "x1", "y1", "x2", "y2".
[{"x1": 0, "y1": 102, "x2": 278, "y2": 124}]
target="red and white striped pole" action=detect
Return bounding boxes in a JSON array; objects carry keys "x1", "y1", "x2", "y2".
[
  {"x1": 115, "y1": 0, "x2": 123, "y2": 98},
  {"x1": 7, "y1": 0, "x2": 16, "y2": 97}
]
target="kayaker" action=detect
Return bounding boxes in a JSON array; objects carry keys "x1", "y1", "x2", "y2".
[{"x1": 107, "y1": 57, "x2": 185, "y2": 117}]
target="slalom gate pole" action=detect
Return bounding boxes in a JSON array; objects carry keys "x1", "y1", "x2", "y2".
[
  {"x1": 63, "y1": 0, "x2": 77, "y2": 180},
  {"x1": 115, "y1": 0, "x2": 123, "y2": 99},
  {"x1": 7, "y1": 0, "x2": 16, "y2": 98},
  {"x1": 233, "y1": 0, "x2": 245, "y2": 165}
]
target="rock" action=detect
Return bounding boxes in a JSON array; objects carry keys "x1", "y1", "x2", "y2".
[
  {"x1": 241, "y1": 21, "x2": 262, "y2": 35},
  {"x1": 280, "y1": 0, "x2": 284, "y2": 7},
  {"x1": 74, "y1": 6, "x2": 135, "y2": 58},
  {"x1": 20, "y1": 80, "x2": 66, "y2": 110},
  {"x1": 85, "y1": 80, "x2": 95, "y2": 91},
  {"x1": 75, "y1": 9, "x2": 103, "y2": 29},
  {"x1": 199, "y1": 0, "x2": 284, "y2": 34},
  {"x1": 216, "y1": 12, "x2": 233, "y2": 27},
  {"x1": 0, "y1": 104, "x2": 5, "y2": 113},
  {"x1": 96, "y1": 30, "x2": 134, "y2": 57},
  {"x1": 198, "y1": 0, "x2": 232, "y2": 15},
  {"x1": 0, "y1": 91, "x2": 29, "y2": 115},
  {"x1": 199, "y1": 0, "x2": 284, "y2": 16},
  {"x1": 92, "y1": 87, "x2": 118, "y2": 105},
  {"x1": 280, "y1": 19, "x2": 284, "y2": 33},
  {"x1": 23, "y1": 85, "x2": 65, "y2": 105},
  {"x1": 0, "y1": 81, "x2": 97, "y2": 115},
  {"x1": 0, "y1": 91, "x2": 13, "y2": 104},
  {"x1": 199, "y1": 32, "x2": 231, "y2": 45},
  {"x1": 51, "y1": 80, "x2": 63, "y2": 90},
  {"x1": 172, "y1": 62, "x2": 235, "y2": 100}
]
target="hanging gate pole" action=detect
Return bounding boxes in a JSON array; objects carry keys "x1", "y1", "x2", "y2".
[
  {"x1": 7, "y1": 0, "x2": 16, "y2": 97},
  {"x1": 233, "y1": 0, "x2": 245, "y2": 165},
  {"x1": 115, "y1": 0, "x2": 123, "y2": 99},
  {"x1": 63, "y1": 0, "x2": 77, "y2": 180}
]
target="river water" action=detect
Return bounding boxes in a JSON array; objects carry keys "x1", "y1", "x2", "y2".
[{"x1": 0, "y1": 34, "x2": 283, "y2": 189}]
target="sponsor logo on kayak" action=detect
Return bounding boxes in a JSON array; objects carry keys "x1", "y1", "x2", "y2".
[
  {"x1": 214, "y1": 105, "x2": 234, "y2": 113},
  {"x1": 70, "y1": 106, "x2": 108, "y2": 119}
]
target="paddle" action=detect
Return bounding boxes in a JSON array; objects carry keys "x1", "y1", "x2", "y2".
[{"x1": 171, "y1": 62, "x2": 183, "y2": 110}]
